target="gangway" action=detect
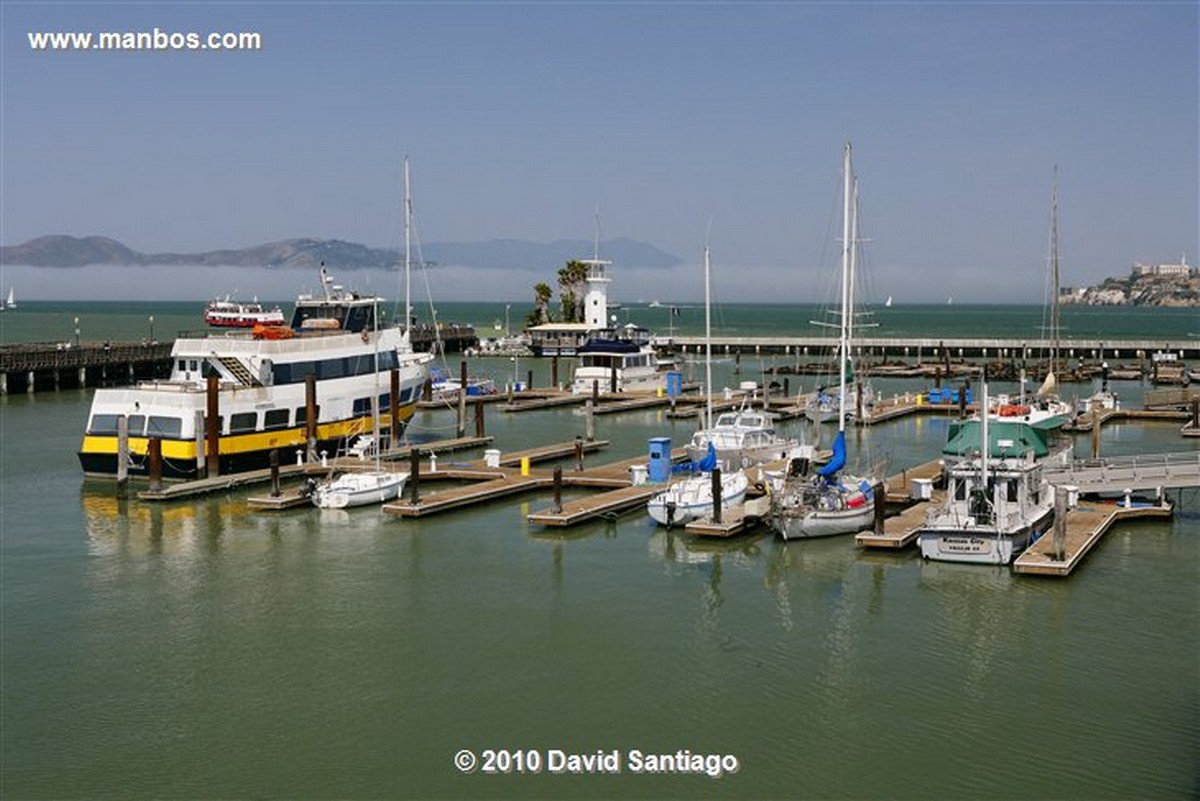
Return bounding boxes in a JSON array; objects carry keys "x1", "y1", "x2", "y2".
[{"x1": 1043, "y1": 451, "x2": 1200, "y2": 494}]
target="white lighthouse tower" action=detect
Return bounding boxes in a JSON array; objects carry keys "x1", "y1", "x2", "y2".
[{"x1": 581, "y1": 258, "x2": 612, "y2": 330}]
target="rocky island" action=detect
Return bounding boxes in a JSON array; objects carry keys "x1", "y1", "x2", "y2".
[{"x1": 1061, "y1": 257, "x2": 1198, "y2": 306}]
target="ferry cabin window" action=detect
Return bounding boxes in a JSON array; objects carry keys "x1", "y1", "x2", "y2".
[
  {"x1": 230, "y1": 412, "x2": 258, "y2": 434},
  {"x1": 295, "y1": 406, "x2": 320, "y2": 426},
  {"x1": 953, "y1": 478, "x2": 966, "y2": 501},
  {"x1": 1005, "y1": 479, "x2": 1019, "y2": 503},
  {"x1": 353, "y1": 397, "x2": 372, "y2": 416},
  {"x1": 263, "y1": 409, "x2": 290, "y2": 430},
  {"x1": 127, "y1": 415, "x2": 146, "y2": 436},
  {"x1": 147, "y1": 416, "x2": 182, "y2": 438},
  {"x1": 87, "y1": 414, "x2": 121, "y2": 435}
]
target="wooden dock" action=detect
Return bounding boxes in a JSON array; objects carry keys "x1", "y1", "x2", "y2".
[
  {"x1": 1013, "y1": 502, "x2": 1174, "y2": 576},
  {"x1": 526, "y1": 483, "x2": 664, "y2": 526},
  {"x1": 856, "y1": 459, "x2": 944, "y2": 549},
  {"x1": 684, "y1": 496, "x2": 772, "y2": 537},
  {"x1": 384, "y1": 471, "x2": 551, "y2": 517}
]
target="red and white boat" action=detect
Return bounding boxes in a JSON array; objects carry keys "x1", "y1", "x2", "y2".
[{"x1": 204, "y1": 296, "x2": 286, "y2": 328}]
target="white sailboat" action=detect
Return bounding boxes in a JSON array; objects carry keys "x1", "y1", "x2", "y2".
[
  {"x1": 770, "y1": 142, "x2": 883, "y2": 540},
  {"x1": 648, "y1": 243, "x2": 751, "y2": 528},
  {"x1": 5, "y1": 287, "x2": 14, "y2": 310},
  {"x1": 988, "y1": 168, "x2": 1073, "y2": 430},
  {"x1": 686, "y1": 243, "x2": 808, "y2": 468},
  {"x1": 311, "y1": 158, "x2": 424, "y2": 509}
]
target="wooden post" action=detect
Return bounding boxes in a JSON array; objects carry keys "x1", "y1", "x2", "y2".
[
  {"x1": 305, "y1": 373, "x2": 317, "y2": 464},
  {"x1": 147, "y1": 437, "x2": 163, "y2": 493},
  {"x1": 1053, "y1": 486, "x2": 1067, "y2": 561},
  {"x1": 390, "y1": 368, "x2": 401, "y2": 451},
  {"x1": 194, "y1": 410, "x2": 206, "y2": 479},
  {"x1": 873, "y1": 482, "x2": 885, "y2": 534},
  {"x1": 1191, "y1": 398, "x2": 1199, "y2": 429},
  {"x1": 553, "y1": 465, "x2": 563, "y2": 513},
  {"x1": 408, "y1": 448, "x2": 421, "y2": 503},
  {"x1": 206, "y1": 374, "x2": 221, "y2": 477},
  {"x1": 551, "y1": 356, "x2": 559, "y2": 388},
  {"x1": 269, "y1": 449, "x2": 281, "y2": 497},
  {"x1": 574, "y1": 436, "x2": 584, "y2": 471},
  {"x1": 527, "y1": 368, "x2": 533, "y2": 391},
  {"x1": 1091, "y1": 401, "x2": 1102, "y2": 459},
  {"x1": 711, "y1": 466, "x2": 723, "y2": 524},
  {"x1": 116, "y1": 415, "x2": 129, "y2": 497},
  {"x1": 856, "y1": 379, "x2": 864, "y2": 420},
  {"x1": 474, "y1": 397, "x2": 485, "y2": 437},
  {"x1": 784, "y1": 377, "x2": 790, "y2": 398},
  {"x1": 958, "y1": 382, "x2": 967, "y2": 419},
  {"x1": 457, "y1": 361, "x2": 468, "y2": 438},
  {"x1": 585, "y1": 397, "x2": 595, "y2": 442},
  {"x1": 609, "y1": 365, "x2": 617, "y2": 394}
]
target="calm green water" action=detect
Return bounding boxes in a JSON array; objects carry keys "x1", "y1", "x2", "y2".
[{"x1": 1, "y1": 308, "x2": 1197, "y2": 799}]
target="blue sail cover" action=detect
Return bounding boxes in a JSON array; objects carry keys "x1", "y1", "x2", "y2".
[
  {"x1": 816, "y1": 430, "x2": 846, "y2": 481},
  {"x1": 674, "y1": 442, "x2": 718, "y2": 474}
]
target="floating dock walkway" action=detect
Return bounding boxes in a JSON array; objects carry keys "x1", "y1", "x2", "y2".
[{"x1": 1013, "y1": 503, "x2": 1174, "y2": 576}]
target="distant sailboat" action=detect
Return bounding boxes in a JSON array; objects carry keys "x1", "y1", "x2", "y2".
[
  {"x1": 885, "y1": 295, "x2": 893, "y2": 307},
  {"x1": 946, "y1": 296, "x2": 953, "y2": 305},
  {"x1": 5, "y1": 287, "x2": 14, "y2": 310}
]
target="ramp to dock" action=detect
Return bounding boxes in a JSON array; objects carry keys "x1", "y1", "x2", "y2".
[{"x1": 1043, "y1": 451, "x2": 1200, "y2": 494}]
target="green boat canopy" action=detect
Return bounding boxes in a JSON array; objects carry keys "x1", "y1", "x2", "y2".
[{"x1": 943, "y1": 419, "x2": 1050, "y2": 459}]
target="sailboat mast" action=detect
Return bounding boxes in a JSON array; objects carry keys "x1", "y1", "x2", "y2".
[
  {"x1": 704, "y1": 245, "x2": 713, "y2": 431},
  {"x1": 1049, "y1": 166, "x2": 1060, "y2": 377},
  {"x1": 837, "y1": 142, "x2": 853, "y2": 433},
  {"x1": 404, "y1": 156, "x2": 412, "y2": 337}
]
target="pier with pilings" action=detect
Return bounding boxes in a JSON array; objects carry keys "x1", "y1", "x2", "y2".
[{"x1": 0, "y1": 341, "x2": 172, "y2": 394}]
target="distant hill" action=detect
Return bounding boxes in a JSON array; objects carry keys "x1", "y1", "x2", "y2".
[
  {"x1": 0, "y1": 235, "x2": 682, "y2": 271},
  {"x1": 1061, "y1": 271, "x2": 1199, "y2": 307}
]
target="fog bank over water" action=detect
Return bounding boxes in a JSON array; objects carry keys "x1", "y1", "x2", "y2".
[{"x1": 1, "y1": 261, "x2": 1043, "y2": 305}]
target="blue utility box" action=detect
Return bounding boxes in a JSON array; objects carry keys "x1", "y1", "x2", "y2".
[
  {"x1": 647, "y1": 437, "x2": 672, "y2": 483},
  {"x1": 665, "y1": 371, "x2": 682, "y2": 398}
]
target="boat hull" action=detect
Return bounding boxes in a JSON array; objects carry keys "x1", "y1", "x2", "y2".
[
  {"x1": 917, "y1": 507, "x2": 1053, "y2": 565},
  {"x1": 312, "y1": 472, "x2": 407, "y2": 509},
  {"x1": 647, "y1": 473, "x2": 749, "y2": 527},
  {"x1": 771, "y1": 502, "x2": 876, "y2": 539}
]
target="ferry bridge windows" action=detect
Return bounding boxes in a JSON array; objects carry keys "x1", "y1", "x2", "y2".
[
  {"x1": 126, "y1": 414, "x2": 146, "y2": 436},
  {"x1": 264, "y1": 409, "x2": 290, "y2": 430}
]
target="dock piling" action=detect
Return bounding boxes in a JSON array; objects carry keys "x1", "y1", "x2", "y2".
[
  {"x1": 147, "y1": 437, "x2": 163, "y2": 493},
  {"x1": 305, "y1": 373, "x2": 317, "y2": 465},
  {"x1": 872, "y1": 482, "x2": 885, "y2": 534},
  {"x1": 1053, "y1": 486, "x2": 1067, "y2": 560},
  {"x1": 574, "y1": 436, "x2": 584, "y2": 471},
  {"x1": 390, "y1": 369, "x2": 401, "y2": 449},
  {"x1": 585, "y1": 397, "x2": 595, "y2": 442},
  {"x1": 269, "y1": 449, "x2": 281, "y2": 497},
  {"x1": 409, "y1": 449, "x2": 421, "y2": 503},
  {"x1": 474, "y1": 396, "x2": 485, "y2": 437},
  {"x1": 711, "y1": 466, "x2": 723, "y2": 524},
  {"x1": 457, "y1": 361, "x2": 468, "y2": 438},
  {"x1": 116, "y1": 415, "x2": 129, "y2": 496},
  {"x1": 207, "y1": 375, "x2": 222, "y2": 477},
  {"x1": 553, "y1": 466, "x2": 563, "y2": 513}
]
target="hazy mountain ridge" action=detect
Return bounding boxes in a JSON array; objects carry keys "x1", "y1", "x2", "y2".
[{"x1": 0, "y1": 235, "x2": 681, "y2": 271}]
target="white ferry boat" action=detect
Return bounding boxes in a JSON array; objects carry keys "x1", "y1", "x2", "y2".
[
  {"x1": 78, "y1": 269, "x2": 431, "y2": 480},
  {"x1": 204, "y1": 296, "x2": 286, "y2": 327}
]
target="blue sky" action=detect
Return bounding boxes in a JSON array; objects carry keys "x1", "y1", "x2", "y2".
[{"x1": 1, "y1": 2, "x2": 1196, "y2": 303}]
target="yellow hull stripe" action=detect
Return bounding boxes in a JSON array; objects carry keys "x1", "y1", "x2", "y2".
[{"x1": 79, "y1": 405, "x2": 416, "y2": 459}]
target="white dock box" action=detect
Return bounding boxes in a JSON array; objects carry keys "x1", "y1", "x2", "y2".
[
  {"x1": 484, "y1": 449, "x2": 501, "y2": 468},
  {"x1": 911, "y1": 478, "x2": 933, "y2": 501}
]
